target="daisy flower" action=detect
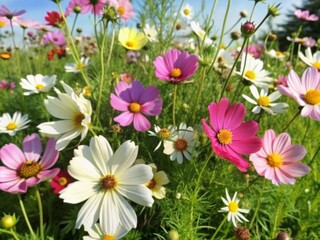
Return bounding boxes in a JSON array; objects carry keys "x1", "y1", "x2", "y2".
[
  {"x1": 0, "y1": 133, "x2": 59, "y2": 193},
  {"x1": 0, "y1": 112, "x2": 30, "y2": 136},
  {"x1": 50, "y1": 170, "x2": 73, "y2": 194},
  {"x1": 163, "y1": 123, "x2": 197, "y2": 164},
  {"x1": 180, "y1": 4, "x2": 193, "y2": 19},
  {"x1": 278, "y1": 67, "x2": 320, "y2": 121},
  {"x1": 190, "y1": 21, "x2": 213, "y2": 46},
  {"x1": 220, "y1": 188, "x2": 249, "y2": 227},
  {"x1": 83, "y1": 223, "x2": 129, "y2": 240},
  {"x1": 64, "y1": 56, "x2": 89, "y2": 73},
  {"x1": 148, "y1": 124, "x2": 175, "y2": 151},
  {"x1": 118, "y1": 27, "x2": 148, "y2": 51},
  {"x1": 143, "y1": 23, "x2": 158, "y2": 42},
  {"x1": 214, "y1": 48, "x2": 235, "y2": 71},
  {"x1": 37, "y1": 81, "x2": 92, "y2": 150},
  {"x1": 298, "y1": 47, "x2": 320, "y2": 71},
  {"x1": 110, "y1": 80, "x2": 163, "y2": 132},
  {"x1": 20, "y1": 74, "x2": 56, "y2": 96},
  {"x1": 153, "y1": 48, "x2": 198, "y2": 83},
  {"x1": 242, "y1": 85, "x2": 288, "y2": 115},
  {"x1": 59, "y1": 136, "x2": 154, "y2": 231},
  {"x1": 202, "y1": 98, "x2": 262, "y2": 172},
  {"x1": 146, "y1": 163, "x2": 169, "y2": 199},
  {"x1": 173, "y1": 18, "x2": 192, "y2": 37},
  {"x1": 266, "y1": 49, "x2": 286, "y2": 60},
  {"x1": 236, "y1": 53, "x2": 273, "y2": 88},
  {"x1": 250, "y1": 129, "x2": 311, "y2": 185}
]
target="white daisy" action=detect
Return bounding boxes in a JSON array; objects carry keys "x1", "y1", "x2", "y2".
[
  {"x1": 266, "y1": 49, "x2": 286, "y2": 60},
  {"x1": 163, "y1": 123, "x2": 197, "y2": 164},
  {"x1": 83, "y1": 223, "x2": 129, "y2": 240},
  {"x1": 0, "y1": 112, "x2": 30, "y2": 136},
  {"x1": 236, "y1": 53, "x2": 273, "y2": 87},
  {"x1": 59, "y1": 136, "x2": 154, "y2": 231},
  {"x1": 143, "y1": 23, "x2": 158, "y2": 42},
  {"x1": 298, "y1": 47, "x2": 320, "y2": 71},
  {"x1": 173, "y1": 18, "x2": 192, "y2": 37},
  {"x1": 146, "y1": 163, "x2": 169, "y2": 200},
  {"x1": 220, "y1": 188, "x2": 249, "y2": 227},
  {"x1": 214, "y1": 48, "x2": 235, "y2": 71},
  {"x1": 37, "y1": 81, "x2": 92, "y2": 150},
  {"x1": 64, "y1": 56, "x2": 89, "y2": 73},
  {"x1": 242, "y1": 85, "x2": 289, "y2": 115},
  {"x1": 20, "y1": 74, "x2": 57, "y2": 96},
  {"x1": 190, "y1": 21, "x2": 214, "y2": 46},
  {"x1": 148, "y1": 124, "x2": 175, "y2": 151},
  {"x1": 180, "y1": 4, "x2": 193, "y2": 19}
]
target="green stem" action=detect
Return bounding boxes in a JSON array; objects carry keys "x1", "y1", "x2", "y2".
[
  {"x1": 70, "y1": 13, "x2": 79, "y2": 35},
  {"x1": 10, "y1": 229, "x2": 20, "y2": 240},
  {"x1": 0, "y1": 228, "x2": 19, "y2": 239},
  {"x1": 281, "y1": 109, "x2": 301, "y2": 132},
  {"x1": 224, "y1": 16, "x2": 242, "y2": 35},
  {"x1": 194, "y1": 152, "x2": 214, "y2": 193},
  {"x1": 249, "y1": 3, "x2": 257, "y2": 21},
  {"x1": 172, "y1": 84, "x2": 178, "y2": 127},
  {"x1": 308, "y1": 144, "x2": 320, "y2": 166},
  {"x1": 210, "y1": 215, "x2": 227, "y2": 240},
  {"x1": 190, "y1": 68, "x2": 206, "y2": 122},
  {"x1": 35, "y1": 187, "x2": 44, "y2": 240},
  {"x1": 17, "y1": 195, "x2": 36, "y2": 239},
  {"x1": 249, "y1": 178, "x2": 266, "y2": 228}
]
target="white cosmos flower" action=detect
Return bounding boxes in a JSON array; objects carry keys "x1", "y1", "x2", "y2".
[
  {"x1": 83, "y1": 223, "x2": 129, "y2": 240},
  {"x1": 220, "y1": 188, "x2": 249, "y2": 227},
  {"x1": 143, "y1": 24, "x2": 158, "y2": 42},
  {"x1": 174, "y1": 18, "x2": 192, "y2": 37},
  {"x1": 163, "y1": 123, "x2": 197, "y2": 164},
  {"x1": 37, "y1": 81, "x2": 92, "y2": 150},
  {"x1": 20, "y1": 74, "x2": 56, "y2": 96},
  {"x1": 242, "y1": 85, "x2": 289, "y2": 115},
  {"x1": 190, "y1": 21, "x2": 213, "y2": 46},
  {"x1": 64, "y1": 56, "x2": 89, "y2": 73},
  {"x1": 148, "y1": 124, "x2": 175, "y2": 151},
  {"x1": 146, "y1": 163, "x2": 169, "y2": 200},
  {"x1": 180, "y1": 3, "x2": 193, "y2": 19},
  {"x1": 298, "y1": 47, "x2": 320, "y2": 71},
  {"x1": 59, "y1": 136, "x2": 154, "y2": 231},
  {"x1": 236, "y1": 53, "x2": 273, "y2": 87},
  {"x1": 214, "y1": 48, "x2": 235, "y2": 71},
  {"x1": 0, "y1": 112, "x2": 30, "y2": 136},
  {"x1": 266, "y1": 49, "x2": 286, "y2": 60}
]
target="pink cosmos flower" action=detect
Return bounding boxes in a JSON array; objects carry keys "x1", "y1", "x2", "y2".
[
  {"x1": 250, "y1": 129, "x2": 310, "y2": 185},
  {"x1": 0, "y1": 80, "x2": 15, "y2": 91},
  {"x1": 0, "y1": 5, "x2": 26, "y2": 20},
  {"x1": 108, "y1": 0, "x2": 135, "y2": 21},
  {"x1": 65, "y1": 0, "x2": 90, "y2": 16},
  {"x1": 13, "y1": 17, "x2": 41, "y2": 29},
  {"x1": 275, "y1": 75, "x2": 288, "y2": 88},
  {"x1": 244, "y1": 43, "x2": 264, "y2": 59},
  {"x1": 302, "y1": 37, "x2": 316, "y2": 48},
  {"x1": 294, "y1": 9, "x2": 319, "y2": 21},
  {"x1": 50, "y1": 170, "x2": 73, "y2": 194},
  {"x1": 83, "y1": 0, "x2": 107, "y2": 15},
  {"x1": 202, "y1": 98, "x2": 262, "y2": 172},
  {"x1": 278, "y1": 67, "x2": 320, "y2": 121},
  {"x1": 110, "y1": 80, "x2": 163, "y2": 132},
  {"x1": 154, "y1": 48, "x2": 198, "y2": 83},
  {"x1": 0, "y1": 133, "x2": 60, "y2": 194},
  {"x1": 41, "y1": 30, "x2": 66, "y2": 47}
]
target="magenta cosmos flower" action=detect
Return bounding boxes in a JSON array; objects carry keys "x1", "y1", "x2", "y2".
[
  {"x1": 294, "y1": 9, "x2": 319, "y2": 21},
  {"x1": 50, "y1": 170, "x2": 73, "y2": 194},
  {"x1": 250, "y1": 129, "x2": 310, "y2": 185},
  {"x1": 278, "y1": 67, "x2": 320, "y2": 121},
  {"x1": 41, "y1": 30, "x2": 66, "y2": 47},
  {"x1": 154, "y1": 48, "x2": 198, "y2": 83},
  {"x1": 110, "y1": 80, "x2": 163, "y2": 132},
  {"x1": 0, "y1": 133, "x2": 60, "y2": 194},
  {"x1": 0, "y1": 5, "x2": 26, "y2": 20},
  {"x1": 202, "y1": 98, "x2": 262, "y2": 172}
]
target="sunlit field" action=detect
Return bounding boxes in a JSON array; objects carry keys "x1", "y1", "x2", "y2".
[{"x1": 0, "y1": 0, "x2": 319, "y2": 239}]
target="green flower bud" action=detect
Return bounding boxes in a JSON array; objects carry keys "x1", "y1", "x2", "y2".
[
  {"x1": 168, "y1": 230, "x2": 179, "y2": 240},
  {"x1": 1, "y1": 214, "x2": 17, "y2": 229}
]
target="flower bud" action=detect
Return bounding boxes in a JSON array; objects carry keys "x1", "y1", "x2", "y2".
[
  {"x1": 103, "y1": 6, "x2": 118, "y2": 22},
  {"x1": 240, "y1": 10, "x2": 247, "y2": 18},
  {"x1": 76, "y1": 28, "x2": 82, "y2": 34},
  {"x1": 241, "y1": 21, "x2": 255, "y2": 37},
  {"x1": 276, "y1": 232, "x2": 290, "y2": 240},
  {"x1": 267, "y1": 33, "x2": 277, "y2": 41},
  {"x1": 231, "y1": 31, "x2": 241, "y2": 40},
  {"x1": 268, "y1": 3, "x2": 281, "y2": 17},
  {"x1": 74, "y1": 5, "x2": 82, "y2": 14},
  {"x1": 235, "y1": 227, "x2": 251, "y2": 240},
  {"x1": 168, "y1": 230, "x2": 179, "y2": 240},
  {"x1": 1, "y1": 214, "x2": 17, "y2": 229}
]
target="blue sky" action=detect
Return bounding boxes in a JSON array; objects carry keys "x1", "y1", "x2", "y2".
[{"x1": 1, "y1": 0, "x2": 303, "y2": 46}]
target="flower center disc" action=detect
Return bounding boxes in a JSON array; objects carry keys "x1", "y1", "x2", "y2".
[
  {"x1": 125, "y1": 40, "x2": 135, "y2": 48},
  {"x1": 183, "y1": 9, "x2": 190, "y2": 15},
  {"x1": 217, "y1": 129, "x2": 232, "y2": 145},
  {"x1": 129, "y1": 102, "x2": 141, "y2": 113},
  {"x1": 103, "y1": 235, "x2": 115, "y2": 240},
  {"x1": 73, "y1": 112, "x2": 85, "y2": 128},
  {"x1": 102, "y1": 175, "x2": 117, "y2": 191},
  {"x1": 312, "y1": 62, "x2": 320, "y2": 71},
  {"x1": 6, "y1": 122, "x2": 17, "y2": 130},
  {"x1": 76, "y1": 63, "x2": 86, "y2": 70},
  {"x1": 58, "y1": 177, "x2": 68, "y2": 186},
  {"x1": 147, "y1": 179, "x2": 156, "y2": 189},
  {"x1": 19, "y1": 161, "x2": 41, "y2": 179},
  {"x1": 267, "y1": 153, "x2": 283, "y2": 168},
  {"x1": 159, "y1": 128, "x2": 170, "y2": 139},
  {"x1": 228, "y1": 201, "x2": 239, "y2": 213},
  {"x1": 36, "y1": 83, "x2": 44, "y2": 89},
  {"x1": 118, "y1": 6, "x2": 125, "y2": 15},
  {"x1": 170, "y1": 68, "x2": 182, "y2": 78},
  {"x1": 257, "y1": 96, "x2": 270, "y2": 107},
  {"x1": 304, "y1": 89, "x2": 320, "y2": 105},
  {"x1": 244, "y1": 70, "x2": 256, "y2": 80},
  {"x1": 175, "y1": 138, "x2": 187, "y2": 151}
]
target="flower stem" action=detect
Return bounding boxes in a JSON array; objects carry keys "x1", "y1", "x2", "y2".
[
  {"x1": 249, "y1": 178, "x2": 266, "y2": 228},
  {"x1": 172, "y1": 84, "x2": 178, "y2": 127},
  {"x1": 281, "y1": 109, "x2": 301, "y2": 132},
  {"x1": 70, "y1": 13, "x2": 79, "y2": 35},
  {"x1": 10, "y1": 229, "x2": 20, "y2": 240},
  {"x1": 0, "y1": 228, "x2": 19, "y2": 239},
  {"x1": 210, "y1": 215, "x2": 227, "y2": 240},
  {"x1": 35, "y1": 186, "x2": 44, "y2": 240},
  {"x1": 17, "y1": 195, "x2": 36, "y2": 239}
]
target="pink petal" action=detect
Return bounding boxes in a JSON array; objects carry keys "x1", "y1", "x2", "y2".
[
  {"x1": 272, "y1": 133, "x2": 291, "y2": 153},
  {"x1": 230, "y1": 137, "x2": 262, "y2": 155},
  {"x1": 309, "y1": 105, "x2": 320, "y2": 120},
  {"x1": 202, "y1": 119, "x2": 218, "y2": 142},
  {"x1": 275, "y1": 168, "x2": 295, "y2": 184},
  {"x1": 130, "y1": 81, "x2": 144, "y2": 102},
  {"x1": 37, "y1": 168, "x2": 60, "y2": 182},
  {"x1": 154, "y1": 57, "x2": 170, "y2": 80},
  {"x1": 282, "y1": 144, "x2": 306, "y2": 162},
  {"x1": 40, "y1": 138, "x2": 59, "y2": 169},
  {"x1": 0, "y1": 144, "x2": 26, "y2": 169},
  {"x1": 287, "y1": 69, "x2": 304, "y2": 95},
  {"x1": 114, "y1": 111, "x2": 134, "y2": 126},
  {"x1": 110, "y1": 94, "x2": 130, "y2": 111},
  {"x1": 115, "y1": 81, "x2": 131, "y2": 97},
  {"x1": 232, "y1": 120, "x2": 259, "y2": 140},
  {"x1": 223, "y1": 102, "x2": 245, "y2": 129},
  {"x1": 301, "y1": 67, "x2": 318, "y2": 90},
  {"x1": 280, "y1": 162, "x2": 311, "y2": 177},
  {"x1": 133, "y1": 113, "x2": 150, "y2": 132},
  {"x1": 164, "y1": 49, "x2": 180, "y2": 70},
  {"x1": 0, "y1": 166, "x2": 19, "y2": 182},
  {"x1": 139, "y1": 86, "x2": 159, "y2": 104},
  {"x1": 25, "y1": 177, "x2": 41, "y2": 188},
  {"x1": 0, "y1": 179, "x2": 27, "y2": 194},
  {"x1": 23, "y1": 133, "x2": 42, "y2": 162},
  {"x1": 301, "y1": 104, "x2": 314, "y2": 118},
  {"x1": 262, "y1": 129, "x2": 276, "y2": 154},
  {"x1": 141, "y1": 98, "x2": 162, "y2": 116}
]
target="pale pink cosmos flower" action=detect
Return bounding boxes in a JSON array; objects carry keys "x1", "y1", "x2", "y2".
[
  {"x1": 41, "y1": 30, "x2": 66, "y2": 47},
  {"x1": 110, "y1": 80, "x2": 163, "y2": 132},
  {"x1": 0, "y1": 5, "x2": 26, "y2": 20},
  {"x1": 13, "y1": 17, "x2": 41, "y2": 29},
  {"x1": 65, "y1": 0, "x2": 90, "y2": 16},
  {"x1": 294, "y1": 9, "x2": 318, "y2": 21},
  {"x1": 278, "y1": 67, "x2": 320, "y2": 121},
  {"x1": 202, "y1": 98, "x2": 262, "y2": 172},
  {"x1": 153, "y1": 48, "x2": 198, "y2": 83},
  {"x1": 83, "y1": 0, "x2": 107, "y2": 15},
  {"x1": 108, "y1": 0, "x2": 135, "y2": 21},
  {"x1": 250, "y1": 129, "x2": 310, "y2": 185},
  {"x1": 0, "y1": 133, "x2": 60, "y2": 194}
]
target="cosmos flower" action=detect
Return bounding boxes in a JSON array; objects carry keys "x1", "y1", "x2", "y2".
[
  {"x1": 0, "y1": 133, "x2": 59, "y2": 193},
  {"x1": 294, "y1": 9, "x2": 318, "y2": 21},
  {"x1": 83, "y1": 223, "x2": 129, "y2": 240},
  {"x1": 143, "y1": 23, "x2": 158, "y2": 42},
  {"x1": 41, "y1": 30, "x2": 66, "y2": 47},
  {"x1": 298, "y1": 47, "x2": 320, "y2": 71},
  {"x1": 153, "y1": 48, "x2": 198, "y2": 83},
  {"x1": 0, "y1": 112, "x2": 30, "y2": 136},
  {"x1": 110, "y1": 80, "x2": 163, "y2": 132},
  {"x1": 59, "y1": 136, "x2": 154, "y2": 231},
  {"x1": 202, "y1": 98, "x2": 262, "y2": 172},
  {"x1": 20, "y1": 74, "x2": 57, "y2": 96},
  {"x1": 65, "y1": 0, "x2": 89, "y2": 16},
  {"x1": 108, "y1": 0, "x2": 135, "y2": 21},
  {"x1": 214, "y1": 48, "x2": 235, "y2": 71},
  {"x1": 118, "y1": 27, "x2": 148, "y2": 51},
  {"x1": 83, "y1": 0, "x2": 107, "y2": 15},
  {"x1": 266, "y1": 49, "x2": 286, "y2": 60},
  {"x1": 146, "y1": 163, "x2": 169, "y2": 199},
  {"x1": 250, "y1": 129, "x2": 311, "y2": 185},
  {"x1": 190, "y1": 21, "x2": 213, "y2": 46},
  {"x1": 50, "y1": 170, "x2": 73, "y2": 194},
  {"x1": 148, "y1": 124, "x2": 175, "y2": 151},
  {"x1": 45, "y1": 11, "x2": 63, "y2": 28},
  {"x1": 0, "y1": 5, "x2": 26, "y2": 20},
  {"x1": 64, "y1": 56, "x2": 89, "y2": 73},
  {"x1": 278, "y1": 67, "x2": 320, "y2": 121},
  {"x1": 180, "y1": 4, "x2": 193, "y2": 19}
]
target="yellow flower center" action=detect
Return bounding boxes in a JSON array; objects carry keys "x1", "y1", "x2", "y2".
[
  {"x1": 72, "y1": 112, "x2": 85, "y2": 128},
  {"x1": 118, "y1": 6, "x2": 125, "y2": 15},
  {"x1": 275, "y1": 51, "x2": 282, "y2": 56},
  {"x1": 244, "y1": 70, "x2": 256, "y2": 80},
  {"x1": 19, "y1": 160, "x2": 41, "y2": 179},
  {"x1": 183, "y1": 8, "x2": 190, "y2": 16},
  {"x1": 102, "y1": 235, "x2": 115, "y2": 240},
  {"x1": 129, "y1": 102, "x2": 141, "y2": 113},
  {"x1": 158, "y1": 128, "x2": 171, "y2": 139},
  {"x1": 125, "y1": 40, "x2": 135, "y2": 48},
  {"x1": 228, "y1": 201, "x2": 239, "y2": 213},
  {"x1": 0, "y1": 53, "x2": 11, "y2": 60},
  {"x1": 267, "y1": 153, "x2": 283, "y2": 168},
  {"x1": 170, "y1": 68, "x2": 182, "y2": 78},
  {"x1": 58, "y1": 177, "x2": 68, "y2": 186},
  {"x1": 36, "y1": 83, "x2": 44, "y2": 89},
  {"x1": 257, "y1": 96, "x2": 270, "y2": 107},
  {"x1": 6, "y1": 122, "x2": 17, "y2": 130},
  {"x1": 76, "y1": 63, "x2": 86, "y2": 70},
  {"x1": 312, "y1": 62, "x2": 320, "y2": 71},
  {"x1": 304, "y1": 89, "x2": 320, "y2": 105},
  {"x1": 0, "y1": 20, "x2": 6, "y2": 28},
  {"x1": 217, "y1": 129, "x2": 232, "y2": 145},
  {"x1": 101, "y1": 175, "x2": 117, "y2": 191},
  {"x1": 175, "y1": 138, "x2": 187, "y2": 151},
  {"x1": 82, "y1": 86, "x2": 91, "y2": 97},
  {"x1": 147, "y1": 179, "x2": 156, "y2": 189}
]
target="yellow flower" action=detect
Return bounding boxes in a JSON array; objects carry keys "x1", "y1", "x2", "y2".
[{"x1": 118, "y1": 27, "x2": 148, "y2": 50}]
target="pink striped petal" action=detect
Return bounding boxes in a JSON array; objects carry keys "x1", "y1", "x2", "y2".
[
  {"x1": 233, "y1": 120, "x2": 259, "y2": 140},
  {"x1": 230, "y1": 137, "x2": 262, "y2": 155},
  {"x1": 141, "y1": 99, "x2": 162, "y2": 116},
  {"x1": 280, "y1": 162, "x2": 311, "y2": 177},
  {"x1": 37, "y1": 168, "x2": 60, "y2": 181},
  {"x1": 139, "y1": 86, "x2": 159, "y2": 104},
  {"x1": 41, "y1": 138, "x2": 59, "y2": 169},
  {"x1": 0, "y1": 144, "x2": 26, "y2": 169},
  {"x1": 282, "y1": 144, "x2": 306, "y2": 162},
  {"x1": 130, "y1": 81, "x2": 144, "y2": 102},
  {"x1": 114, "y1": 111, "x2": 134, "y2": 126},
  {"x1": 110, "y1": 94, "x2": 130, "y2": 111},
  {"x1": 0, "y1": 179, "x2": 27, "y2": 194},
  {"x1": 133, "y1": 113, "x2": 150, "y2": 132},
  {"x1": 262, "y1": 129, "x2": 276, "y2": 154},
  {"x1": 272, "y1": 133, "x2": 291, "y2": 153},
  {"x1": 301, "y1": 66, "x2": 318, "y2": 90},
  {"x1": 223, "y1": 102, "x2": 245, "y2": 129},
  {"x1": 23, "y1": 133, "x2": 42, "y2": 162},
  {"x1": 0, "y1": 166, "x2": 19, "y2": 182}
]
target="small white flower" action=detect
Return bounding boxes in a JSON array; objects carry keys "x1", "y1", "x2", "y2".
[
  {"x1": 214, "y1": 48, "x2": 235, "y2": 71},
  {"x1": 143, "y1": 24, "x2": 158, "y2": 42},
  {"x1": 83, "y1": 223, "x2": 129, "y2": 240},
  {"x1": 236, "y1": 54, "x2": 273, "y2": 87},
  {"x1": 64, "y1": 56, "x2": 89, "y2": 73},
  {"x1": 190, "y1": 21, "x2": 214, "y2": 46},
  {"x1": 146, "y1": 163, "x2": 169, "y2": 199},
  {"x1": 298, "y1": 47, "x2": 320, "y2": 71},
  {"x1": 163, "y1": 123, "x2": 197, "y2": 164},
  {"x1": 220, "y1": 188, "x2": 249, "y2": 227},
  {"x1": 173, "y1": 18, "x2": 192, "y2": 37},
  {"x1": 266, "y1": 49, "x2": 286, "y2": 60},
  {"x1": 242, "y1": 85, "x2": 288, "y2": 115},
  {"x1": 20, "y1": 74, "x2": 56, "y2": 96},
  {"x1": 148, "y1": 124, "x2": 175, "y2": 151},
  {"x1": 0, "y1": 112, "x2": 30, "y2": 136},
  {"x1": 180, "y1": 4, "x2": 193, "y2": 19}
]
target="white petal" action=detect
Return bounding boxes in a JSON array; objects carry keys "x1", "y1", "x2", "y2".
[
  {"x1": 90, "y1": 136, "x2": 113, "y2": 175},
  {"x1": 110, "y1": 141, "x2": 138, "y2": 174},
  {"x1": 116, "y1": 185, "x2": 154, "y2": 207},
  {"x1": 117, "y1": 164, "x2": 153, "y2": 185},
  {"x1": 59, "y1": 181, "x2": 98, "y2": 204},
  {"x1": 68, "y1": 156, "x2": 101, "y2": 182}
]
